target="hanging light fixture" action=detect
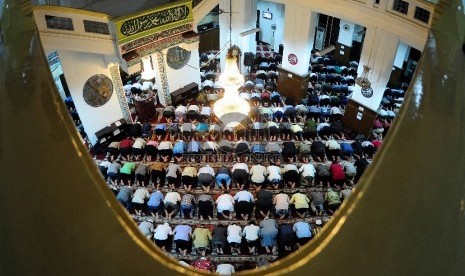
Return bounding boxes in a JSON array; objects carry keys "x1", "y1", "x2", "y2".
[
  {"x1": 213, "y1": 0, "x2": 250, "y2": 128},
  {"x1": 356, "y1": 65, "x2": 374, "y2": 98}
]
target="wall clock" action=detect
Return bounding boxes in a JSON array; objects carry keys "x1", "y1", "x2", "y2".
[
  {"x1": 83, "y1": 74, "x2": 113, "y2": 107},
  {"x1": 166, "y1": 46, "x2": 191, "y2": 70}
]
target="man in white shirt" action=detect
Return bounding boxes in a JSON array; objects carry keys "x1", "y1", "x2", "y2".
[
  {"x1": 233, "y1": 190, "x2": 254, "y2": 221},
  {"x1": 299, "y1": 159, "x2": 316, "y2": 186},
  {"x1": 250, "y1": 163, "x2": 267, "y2": 191},
  {"x1": 200, "y1": 105, "x2": 211, "y2": 117},
  {"x1": 239, "y1": 91, "x2": 251, "y2": 100},
  {"x1": 273, "y1": 191, "x2": 290, "y2": 219},
  {"x1": 198, "y1": 164, "x2": 215, "y2": 192},
  {"x1": 265, "y1": 120, "x2": 279, "y2": 141},
  {"x1": 164, "y1": 190, "x2": 181, "y2": 219},
  {"x1": 187, "y1": 104, "x2": 200, "y2": 113},
  {"x1": 243, "y1": 221, "x2": 260, "y2": 254},
  {"x1": 97, "y1": 158, "x2": 111, "y2": 180},
  {"x1": 325, "y1": 138, "x2": 341, "y2": 161},
  {"x1": 131, "y1": 187, "x2": 150, "y2": 216},
  {"x1": 153, "y1": 222, "x2": 173, "y2": 251},
  {"x1": 216, "y1": 191, "x2": 235, "y2": 219},
  {"x1": 227, "y1": 224, "x2": 242, "y2": 254},
  {"x1": 141, "y1": 81, "x2": 153, "y2": 91},
  {"x1": 202, "y1": 141, "x2": 217, "y2": 152},
  {"x1": 266, "y1": 164, "x2": 282, "y2": 189},
  {"x1": 330, "y1": 106, "x2": 343, "y2": 121},
  {"x1": 158, "y1": 140, "x2": 173, "y2": 162},
  {"x1": 132, "y1": 137, "x2": 146, "y2": 158},
  {"x1": 132, "y1": 82, "x2": 142, "y2": 90},
  {"x1": 186, "y1": 104, "x2": 200, "y2": 121},
  {"x1": 175, "y1": 104, "x2": 187, "y2": 121},
  {"x1": 216, "y1": 263, "x2": 235, "y2": 275}
]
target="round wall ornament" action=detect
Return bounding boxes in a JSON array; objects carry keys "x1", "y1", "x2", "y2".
[
  {"x1": 83, "y1": 74, "x2": 113, "y2": 107},
  {"x1": 166, "y1": 46, "x2": 191, "y2": 70},
  {"x1": 288, "y1": 53, "x2": 298, "y2": 65},
  {"x1": 361, "y1": 87, "x2": 374, "y2": 98}
]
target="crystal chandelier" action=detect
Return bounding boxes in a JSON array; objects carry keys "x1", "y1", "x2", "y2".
[
  {"x1": 356, "y1": 65, "x2": 372, "y2": 89},
  {"x1": 213, "y1": 0, "x2": 250, "y2": 128},
  {"x1": 356, "y1": 65, "x2": 374, "y2": 98},
  {"x1": 213, "y1": 47, "x2": 250, "y2": 128}
]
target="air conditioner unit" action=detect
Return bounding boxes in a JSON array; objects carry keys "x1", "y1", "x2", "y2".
[{"x1": 315, "y1": 45, "x2": 336, "y2": 57}]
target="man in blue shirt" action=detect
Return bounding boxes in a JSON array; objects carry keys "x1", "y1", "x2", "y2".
[
  {"x1": 116, "y1": 184, "x2": 133, "y2": 210},
  {"x1": 172, "y1": 139, "x2": 185, "y2": 162},
  {"x1": 173, "y1": 224, "x2": 192, "y2": 256},
  {"x1": 186, "y1": 138, "x2": 201, "y2": 154},
  {"x1": 293, "y1": 221, "x2": 312, "y2": 248},
  {"x1": 251, "y1": 142, "x2": 266, "y2": 154},
  {"x1": 147, "y1": 190, "x2": 164, "y2": 218},
  {"x1": 154, "y1": 123, "x2": 166, "y2": 138}
]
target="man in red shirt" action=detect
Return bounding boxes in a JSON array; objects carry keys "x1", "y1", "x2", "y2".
[
  {"x1": 119, "y1": 136, "x2": 134, "y2": 161},
  {"x1": 329, "y1": 159, "x2": 346, "y2": 188},
  {"x1": 192, "y1": 257, "x2": 215, "y2": 272}
]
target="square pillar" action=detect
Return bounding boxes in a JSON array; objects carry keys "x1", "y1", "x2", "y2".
[
  {"x1": 281, "y1": 4, "x2": 317, "y2": 76},
  {"x1": 351, "y1": 26, "x2": 398, "y2": 111}
]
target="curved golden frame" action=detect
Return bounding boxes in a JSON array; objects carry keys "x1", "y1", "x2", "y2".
[{"x1": 1, "y1": 0, "x2": 465, "y2": 275}]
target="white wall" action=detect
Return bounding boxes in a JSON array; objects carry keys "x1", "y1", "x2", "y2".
[
  {"x1": 257, "y1": 0, "x2": 285, "y2": 50},
  {"x1": 151, "y1": 42, "x2": 201, "y2": 106},
  {"x1": 393, "y1": 42, "x2": 409, "y2": 68},
  {"x1": 33, "y1": 7, "x2": 115, "y2": 56},
  {"x1": 55, "y1": 50, "x2": 125, "y2": 144},
  {"x1": 338, "y1": 19, "x2": 355, "y2": 47},
  {"x1": 163, "y1": 45, "x2": 201, "y2": 93},
  {"x1": 274, "y1": 4, "x2": 285, "y2": 52},
  {"x1": 353, "y1": 24, "x2": 365, "y2": 43}
]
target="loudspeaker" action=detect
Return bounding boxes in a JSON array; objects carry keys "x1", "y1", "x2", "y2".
[
  {"x1": 279, "y1": 44, "x2": 284, "y2": 56},
  {"x1": 244, "y1": 52, "x2": 254, "y2": 66},
  {"x1": 59, "y1": 74, "x2": 71, "y2": 97}
]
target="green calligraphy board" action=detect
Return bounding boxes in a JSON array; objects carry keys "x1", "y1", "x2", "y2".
[{"x1": 113, "y1": 0, "x2": 193, "y2": 44}]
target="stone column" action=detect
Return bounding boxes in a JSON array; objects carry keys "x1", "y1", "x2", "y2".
[
  {"x1": 108, "y1": 64, "x2": 133, "y2": 124},
  {"x1": 153, "y1": 51, "x2": 171, "y2": 107}
]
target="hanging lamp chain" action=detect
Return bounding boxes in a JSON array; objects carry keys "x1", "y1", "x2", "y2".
[{"x1": 229, "y1": 0, "x2": 232, "y2": 48}]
